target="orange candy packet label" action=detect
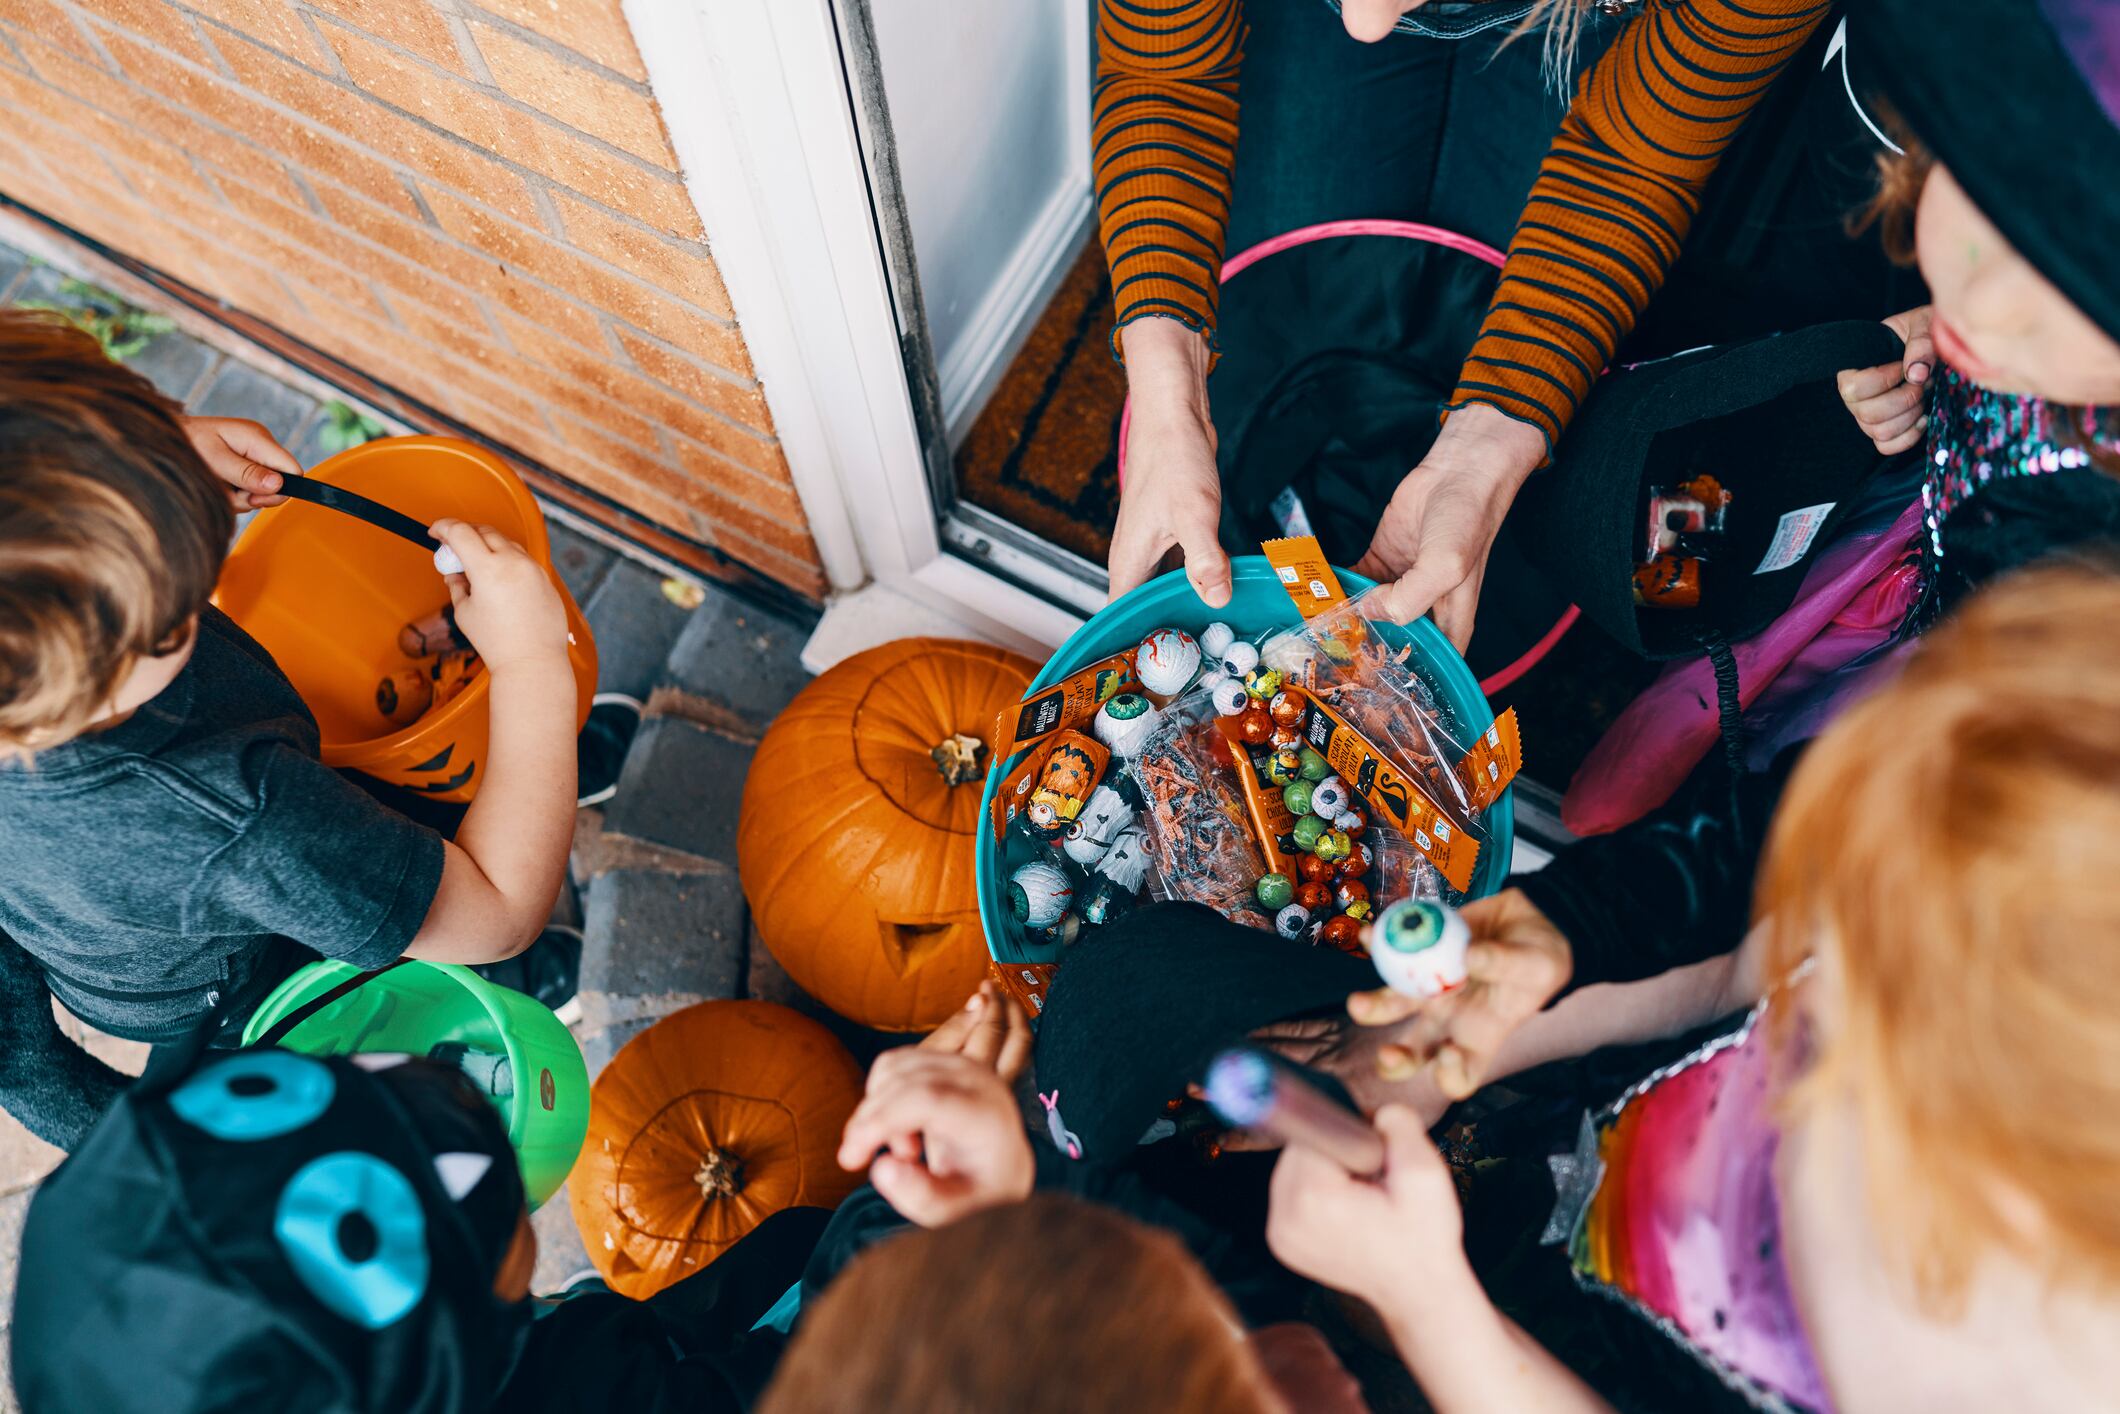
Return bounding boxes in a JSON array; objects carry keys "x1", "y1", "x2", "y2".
[
  {"x1": 1454, "y1": 708, "x2": 1524, "y2": 814},
  {"x1": 1261, "y1": 535, "x2": 1349, "y2": 619},
  {"x1": 988, "y1": 960, "x2": 1057, "y2": 1019},
  {"x1": 1284, "y1": 684, "x2": 1481, "y2": 892},
  {"x1": 1212, "y1": 715, "x2": 1299, "y2": 877},
  {"x1": 988, "y1": 729, "x2": 1110, "y2": 842},
  {"x1": 990, "y1": 737, "x2": 1055, "y2": 840},
  {"x1": 993, "y1": 651, "x2": 1139, "y2": 759}
]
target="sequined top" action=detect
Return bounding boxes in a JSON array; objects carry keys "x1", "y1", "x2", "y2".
[{"x1": 1921, "y1": 362, "x2": 2119, "y2": 566}]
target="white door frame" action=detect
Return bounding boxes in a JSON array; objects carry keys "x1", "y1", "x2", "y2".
[{"x1": 625, "y1": 0, "x2": 1094, "y2": 666}]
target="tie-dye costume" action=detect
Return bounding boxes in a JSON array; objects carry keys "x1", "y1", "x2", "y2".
[{"x1": 1546, "y1": 1004, "x2": 1829, "y2": 1413}]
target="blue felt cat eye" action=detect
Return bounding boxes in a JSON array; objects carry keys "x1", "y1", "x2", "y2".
[
  {"x1": 168, "y1": 1051, "x2": 336, "y2": 1141},
  {"x1": 274, "y1": 1152, "x2": 431, "y2": 1329}
]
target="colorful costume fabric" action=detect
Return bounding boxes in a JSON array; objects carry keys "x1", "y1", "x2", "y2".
[{"x1": 1547, "y1": 1004, "x2": 1830, "y2": 1413}]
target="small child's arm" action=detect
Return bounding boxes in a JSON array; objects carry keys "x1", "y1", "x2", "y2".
[
  {"x1": 1267, "y1": 1106, "x2": 1619, "y2": 1414},
  {"x1": 402, "y1": 521, "x2": 577, "y2": 966}
]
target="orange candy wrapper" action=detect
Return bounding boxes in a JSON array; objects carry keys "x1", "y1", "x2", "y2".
[
  {"x1": 988, "y1": 729, "x2": 1110, "y2": 841},
  {"x1": 992, "y1": 650, "x2": 1139, "y2": 759},
  {"x1": 987, "y1": 960, "x2": 1057, "y2": 1019}
]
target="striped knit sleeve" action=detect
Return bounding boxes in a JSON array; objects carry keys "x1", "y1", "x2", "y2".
[
  {"x1": 1449, "y1": 0, "x2": 1831, "y2": 449},
  {"x1": 1093, "y1": 0, "x2": 1245, "y2": 359}
]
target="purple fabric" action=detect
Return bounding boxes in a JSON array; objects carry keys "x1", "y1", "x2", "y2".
[
  {"x1": 2039, "y1": 0, "x2": 2120, "y2": 126},
  {"x1": 1561, "y1": 498, "x2": 1925, "y2": 837}
]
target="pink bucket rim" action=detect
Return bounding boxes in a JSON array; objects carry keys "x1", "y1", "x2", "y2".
[{"x1": 1112, "y1": 220, "x2": 1574, "y2": 695}]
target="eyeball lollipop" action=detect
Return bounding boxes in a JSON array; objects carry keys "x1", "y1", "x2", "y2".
[
  {"x1": 1274, "y1": 903, "x2": 1311, "y2": 940},
  {"x1": 1369, "y1": 899, "x2": 1470, "y2": 999},
  {"x1": 1310, "y1": 776, "x2": 1351, "y2": 817},
  {"x1": 1199, "y1": 621, "x2": 1236, "y2": 661},
  {"x1": 1219, "y1": 640, "x2": 1260, "y2": 679},
  {"x1": 1210, "y1": 677, "x2": 1250, "y2": 717},
  {"x1": 1008, "y1": 860, "x2": 1074, "y2": 930},
  {"x1": 1136, "y1": 628, "x2": 1202, "y2": 697}
]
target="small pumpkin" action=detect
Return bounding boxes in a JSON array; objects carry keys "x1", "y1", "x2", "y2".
[
  {"x1": 569, "y1": 1000, "x2": 864, "y2": 1298},
  {"x1": 739, "y1": 637, "x2": 1036, "y2": 1031}
]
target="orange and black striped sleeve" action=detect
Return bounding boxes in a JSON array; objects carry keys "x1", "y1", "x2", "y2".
[
  {"x1": 1450, "y1": 0, "x2": 1832, "y2": 449},
  {"x1": 1092, "y1": 0, "x2": 1245, "y2": 359}
]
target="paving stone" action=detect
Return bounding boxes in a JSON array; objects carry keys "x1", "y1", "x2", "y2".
[
  {"x1": 581, "y1": 867, "x2": 746, "y2": 1002},
  {"x1": 600, "y1": 715, "x2": 751, "y2": 863},
  {"x1": 128, "y1": 332, "x2": 216, "y2": 403},
  {"x1": 548, "y1": 521, "x2": 618, "y2": 609},
  {"x1": 0, "y1": 243, "x2": 28, "y2": 301},
  {"x1": 9, "y1": 263, "x2": 69, "y2": 306},
  {"x1": 530, "y1": 1179, "x2": 594, "y2": 1295},
  {"x1": 659, "y1": 591, "x2": 814, "y2": 734},
  {"x1": 583, "y1": 559, "x2": 694, "y2": 700},
  {"x1": 189, "y1": 358, "x2": 320, "y2": 448}
]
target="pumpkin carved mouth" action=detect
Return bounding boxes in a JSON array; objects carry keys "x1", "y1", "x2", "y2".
[{"x1": 877, "y1": 919, "x2": 961, "y2": 976}]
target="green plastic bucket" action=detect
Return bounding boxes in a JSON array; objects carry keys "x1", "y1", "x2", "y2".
[
  {"x1": 241, "y1": 960, "x2": 589, "y2": 1208},
  {"x1": 976, "y1": 557, "x2": 1514, "y2": 964}
]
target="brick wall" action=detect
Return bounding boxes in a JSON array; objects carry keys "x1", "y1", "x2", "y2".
[{"x1": 0, "y1": 0, "x2": 826, "y2": 598}]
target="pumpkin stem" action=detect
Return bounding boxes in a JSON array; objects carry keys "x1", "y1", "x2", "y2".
[
  {"x1": 930, "y1": 732, "x2": 988, "y2": 788},
  {"x1": 694, "y1": 1147, "x2": 745, "y2": 1200}
]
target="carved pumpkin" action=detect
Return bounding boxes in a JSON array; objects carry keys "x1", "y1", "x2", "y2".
[
  {"x1": 739, "y1": 638, "x2": 1036, "y2": 1031},
  {"x1": 570, "y1": 1000, "x2": 864, "y2": 1298}
]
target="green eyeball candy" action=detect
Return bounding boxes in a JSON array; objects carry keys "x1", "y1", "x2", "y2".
[
  {"x1": 1282, "y1": 779, "x2": 1315, "y2": 817},
  {"x1": 1255, "y1": 872, "x2": 1295, "y2": 910},
  {"x1": 1292, "y1": 814, "x2": 1327, "y2": 853},
  {"x1": 1297, "y1": 747, "x2": 1332, "y2": 782}
]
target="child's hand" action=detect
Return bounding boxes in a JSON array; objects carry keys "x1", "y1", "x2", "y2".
[
  {"x1": 430, "y1": 520, "x2": 569, "y2": 672},
  {"x1": 1349, "y1": 887, "x2": 1571, "y2": 1100},
  {"x1": 1838, "y1": 305, "x2": 1935, "y2": 455},
  {"x1": 1265, "y1": 1104, "x2": 1463, "y2": 1309},
  {"x1": 183, "y1": 416, "x2": 302, "y2": 509},
  {"x1": 919, "y1": 981, "x2": 1033, "y2": 1085},
  {"x1": 837, "y1": 1050, "x2": 1036, "y2": 1229}
]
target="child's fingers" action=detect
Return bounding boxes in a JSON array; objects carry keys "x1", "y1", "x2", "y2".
[
  {"x1": 429, "y1": 519, "x2": 498, "y2": 574},
  {"x1": 1849, "y1": 379, "x2": 1924, "y2": 428},
  {"x1": 1876, "y1": 418, "x2": 1929, "y2": 456},
  {"x1": 1865, "y1": 404, "x2": 1925, "y2": 446},
  {"x1": 1836, "y1": 361, "x2": 1902, "y2": 406},
  {"x1": 443, "y1": 573, "x2": 470, "y2": 609},
  {"x1": 993, "y1": 999, "x2": 1034, "y2": 1085},
  {"x1": 472, "y1": 523, "x2": 527, "y2": 557},
  {"x1": 920, "y1": 987, "x2": 987, "y2": 1056},
  {"x1": 1347, "y1": 986, "x2": 1422, "y2": 1028}
]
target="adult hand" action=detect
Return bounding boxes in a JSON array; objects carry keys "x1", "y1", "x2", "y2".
[
  {"x1": 183, "y1": 415, "x2": 301, "y2": 509},
  {"x1": 836, "y1": 1050, "x2": 1036, "y2": 1229},
  {"x1": 919, "y1": 981, "x2": 1033, "y2": 1086},
  {"x1": 1837, "y1": 305, "x2": 1934, "y2": 456},
  {"x1": 429, "y1": 520, "x2": 570, "y2": 673},
  {"x1": 1107, "y1": 317, "x2": 1231, "y2": 609},
  {"x1": 1348, "y1": 887, "x2": 1571, "y2": 1100},
  {"x1": 1265, "y1": 1104, "x2": 1463, "y2": 1310},
  {"x1": 1353, "y1": 403, "x2": 1548, "y2": 650}
]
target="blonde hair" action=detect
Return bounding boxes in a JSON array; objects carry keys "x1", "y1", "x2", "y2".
[
  {"x1": 0, "y1": 311, "x2": 230, "y2": 751},
  {"x1": 1761, "y1": 566, "x2": 2120, "y2": 1301},
  {"x1": 759, "y1": 1195, "x2": 1281, "y2": 1414},
  {"x1": 1510, "y1": 0, "x2": 1600, "y2": 95}
]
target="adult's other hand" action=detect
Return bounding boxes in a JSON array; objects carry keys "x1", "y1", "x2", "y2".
[
  {"x1": 1108, "y1": 317, "x2": 1231, "y2": 609},
  {"x1": 1354, "y1": 403, "x2": 1547, "y2": 649}
]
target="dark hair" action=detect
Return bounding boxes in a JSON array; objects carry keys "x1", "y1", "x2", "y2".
[{"x1": 0, "y1": 310, "x2": 230, "y2": 749}]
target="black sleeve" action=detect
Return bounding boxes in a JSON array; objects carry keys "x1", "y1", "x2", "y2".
[{"x1": 1518, "y1": 745, "x2": 1805, "y2": 993}]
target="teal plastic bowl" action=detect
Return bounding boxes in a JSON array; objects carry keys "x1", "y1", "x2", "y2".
[{"x1": 976, "y1": 557, "x2": 1514, "y2": 964}]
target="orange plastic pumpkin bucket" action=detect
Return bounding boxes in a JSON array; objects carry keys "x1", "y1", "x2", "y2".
[{"x1": 215, "y1": 436, "x2": 596, "y2": 802}]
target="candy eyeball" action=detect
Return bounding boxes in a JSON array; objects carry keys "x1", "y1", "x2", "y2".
[
  {"x1": 1136, "y1": 627, "x2": 1202, "y2": 697},
  {"x1": 1242, "y1": 666, "x2": 1282, "y2": 701},
  {"x1": 1274, "y1": 903, "x2": 1311, "y2": 940},
  {"x1": 1310, "y1": 776, "x2": 1351, "y2": 817},
  {"x1": 1093, "y1": 692, "x2": 1162, "y2": 756},
  {"x1": 1219, "y1": 640, "x2": 1261, "y2": 678},
  {"x1": 1255, "y1": 872, "x2": 1295, "y2": 910},
  {"x1": 1210, "y1": 677, "x2": 1250, "y2": 717},
  {"x1": 1199, "y1": 621, "x2": 1236, "y2": 661},
  {"x1": 1008, "y1": 861, "x2": 1073, "y2": 929}
]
